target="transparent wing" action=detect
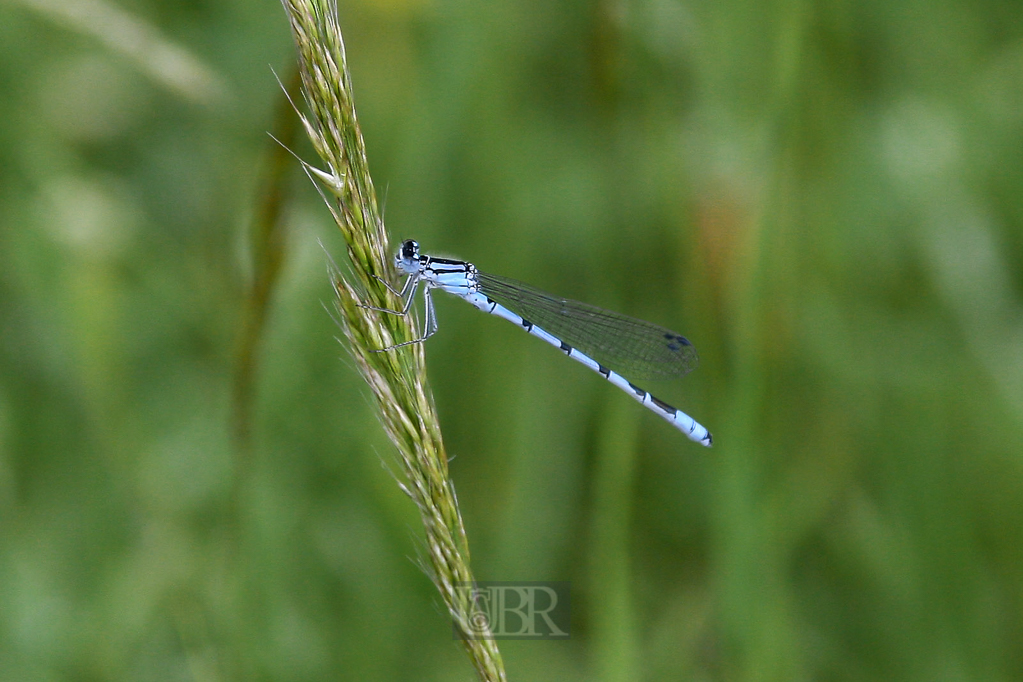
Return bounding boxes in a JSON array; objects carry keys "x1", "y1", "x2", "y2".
[{"x1": 477, "y1": 272, "x2": 698, "y2": 381}]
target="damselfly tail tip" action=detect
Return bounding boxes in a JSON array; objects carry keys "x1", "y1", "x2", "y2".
[{"x1": 702, "y1": 433, "x2": 713, "y2": 447}]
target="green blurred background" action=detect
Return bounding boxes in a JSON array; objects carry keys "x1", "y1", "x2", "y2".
[{"x1": 2, "y1": 0, "x2": 1022, "y2": 679}]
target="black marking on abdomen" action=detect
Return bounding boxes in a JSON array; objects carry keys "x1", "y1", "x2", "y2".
[
  {"x1": 486, "y1": 297, "x2": 497, "y2": 312},
  {"x1": 560, "y1": 341, "x2": 572, "y2": 353},
  {"x1": 649, "y1": 395, "x2": 678, "y2": 416},
  {"x1": 627, "y1": 381, "x2": 646, "y2": 397},
  {"x1": 598, "y1": 364, "x2": 611, "y2": 378},
  {"x1": 521, "y1": 318, "x2": 533, "y2": 331}
]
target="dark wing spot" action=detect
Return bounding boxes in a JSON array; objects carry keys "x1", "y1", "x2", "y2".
[{"x1": 665, "y1": 334, "x2": 692, "y2": 349}]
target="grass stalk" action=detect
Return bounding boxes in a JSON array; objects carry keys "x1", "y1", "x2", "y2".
[{"x1": 280, "y1": 1, "x2": 506, "y2": 679}]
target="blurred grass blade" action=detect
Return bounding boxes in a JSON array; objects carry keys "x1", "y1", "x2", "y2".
[
  {"x1": 232, "y1": 65, "x2": 302, "y2": 468},
  {"x1": 280, "y1": 1, "x2": 506, "y2": 679},
  {"x1": 14, "y1": 0, "x2": 230, "y2": 106}
]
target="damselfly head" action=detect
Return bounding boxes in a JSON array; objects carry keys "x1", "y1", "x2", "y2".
[{"x1": 395, "y1": 239, "x2": 420, "y2": 273}]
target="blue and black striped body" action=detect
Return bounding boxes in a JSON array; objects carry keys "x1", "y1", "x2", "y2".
[{"x1": 384, "y1": 240, "x2": 712, "y2": 447}]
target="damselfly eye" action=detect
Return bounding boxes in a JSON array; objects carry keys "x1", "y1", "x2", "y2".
[{"x1": 401, "y1": 240, "x2": 419, "y2": 260}]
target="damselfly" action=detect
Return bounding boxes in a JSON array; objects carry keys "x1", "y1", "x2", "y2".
[{"x1": 362, "y1": 240, "x2": 712, "y2": 446}]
